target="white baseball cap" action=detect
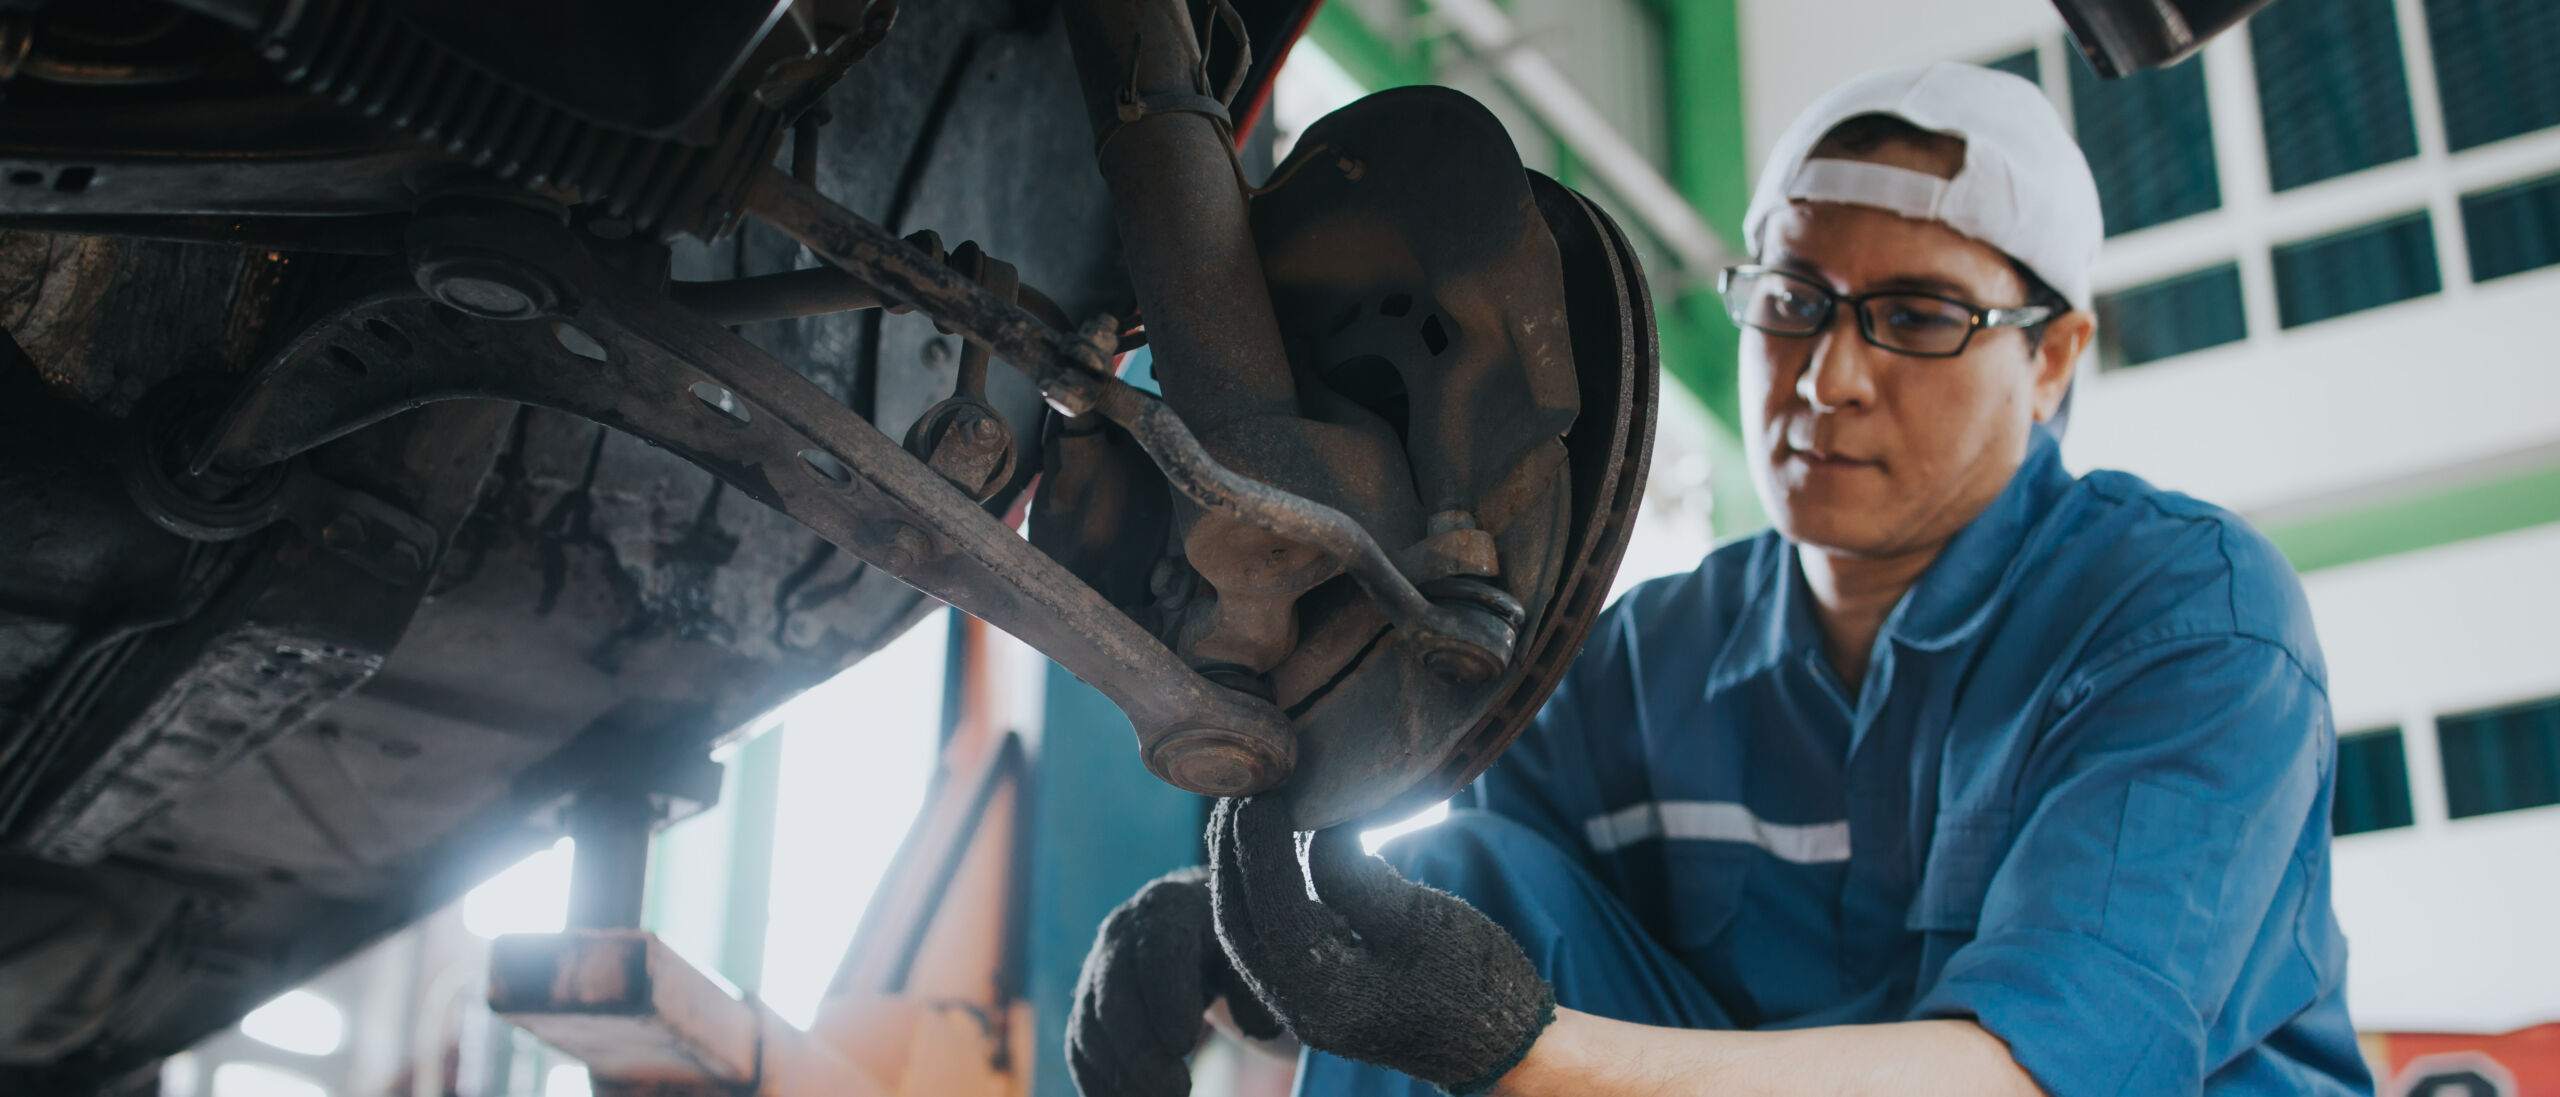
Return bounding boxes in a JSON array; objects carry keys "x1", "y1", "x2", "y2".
[{"x1": 1741, "y1": 62, "x2": 2104, "y2": 312}]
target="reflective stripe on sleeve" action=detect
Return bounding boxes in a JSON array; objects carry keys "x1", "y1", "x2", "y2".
[{"x1": 1582, "y1": 801, "x2": 1852, "y2": 863}]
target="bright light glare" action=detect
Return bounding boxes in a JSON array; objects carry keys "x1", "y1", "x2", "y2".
[
  {"x1": 161, "y1": 1052, "x2": 202, "y2": 1097},
  {"x1": 759, "y1": 611, "x2": 950, "y2": 1029},
  {"x1": 543, "y1": 1064, "x2": 592, "y2": 1097},
  {"x1": 462, "y1": 837, "x2": 575, "y2": 938},
  {"x1": 209, "y1": 1062, "x2": 329, "y2": 1097},
  {"x1": 1270, "y1": 39, "x2": 1367, "y2": 160},
  {"x1": 238, "y1": 989, "x2": 344, "y2": 1057},
  {"x1": 1360, "y1": 801, "x2": 1451, "y2": 854}
]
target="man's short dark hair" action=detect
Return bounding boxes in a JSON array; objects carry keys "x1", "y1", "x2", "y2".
[{"x1": 1813, "y1": 112, "x2": 1954, "y2": 158}]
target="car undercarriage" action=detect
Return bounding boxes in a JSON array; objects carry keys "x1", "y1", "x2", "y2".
[
  {"x1": 0, "y1": 0, "x2": 1662, "y2": 1088},
  {"x1": 0, "y1": 0, "x2": 2269, "y2": 1090}
]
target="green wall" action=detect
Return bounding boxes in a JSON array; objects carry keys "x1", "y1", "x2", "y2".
[
  {"x1": 2262, "y1": 461, "x2": 2560, "y2": 573},
  {"x1": 1307, "y1": 0, "x2": 1769, "y2": 533}
]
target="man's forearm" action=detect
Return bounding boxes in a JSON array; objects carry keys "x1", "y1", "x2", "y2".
[{"x1": 1492, "y1": 1009, "x2": 2045, "y2": 1097}]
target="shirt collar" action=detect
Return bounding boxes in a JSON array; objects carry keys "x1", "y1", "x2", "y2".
[
  {"x1": 1887, "y1": 425, "x2": 2076, "y2": 651},
  {"x1": 1703, "y1": 425, "x2": 2075, "y2": 694},
  {"x1": 1703, "y1": 534, "x2": 1803, "y2": 697}
]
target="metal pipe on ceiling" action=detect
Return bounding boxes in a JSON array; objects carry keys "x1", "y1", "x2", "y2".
[{"x1": 1423, "y1": 0, "x2": 1738, "y2": 276}]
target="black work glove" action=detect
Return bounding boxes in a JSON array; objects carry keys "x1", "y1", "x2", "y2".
[
  {"x1": 1208, "y1": 796, "x2": 1556, "y2": 1095},
  {"x1": 1068, "y1": 866, "x2": 1285, "y2": 1097}
]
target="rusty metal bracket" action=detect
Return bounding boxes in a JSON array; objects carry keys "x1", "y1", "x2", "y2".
[
  {"x1": 741, "y1": 169, "x2": 1520, "y2": 684},
  {"x1": 902, "y1": 241, "x2": 1021, "y2": 501},
  {"x1": 1080, "y1": 379, "x2": 1520, "y2": 684}
]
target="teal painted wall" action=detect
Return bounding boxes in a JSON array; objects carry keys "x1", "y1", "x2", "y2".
[{"x1": 1026, "y1": 665, "x2": 1209, "y2": 1097}]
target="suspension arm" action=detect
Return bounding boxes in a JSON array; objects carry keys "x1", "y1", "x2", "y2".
[
  {"x1": 744, "y1": 169, "x2": 1518, "y2": 682},
  {"x1": 196, "y1": 202, "x2": 1294, "y2": 798}
]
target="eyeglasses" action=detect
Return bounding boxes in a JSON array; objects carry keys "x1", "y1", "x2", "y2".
[{"x1": 1715, "y1": 265, "x2": 2055, "y2": 358}]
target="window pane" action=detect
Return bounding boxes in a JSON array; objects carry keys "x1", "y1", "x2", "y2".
[
  {"x1": 2071, "y1": 51, "x2": 2221, "y2": 235},
  {"x1": 1986, "y1": 48, "x2": 2040, "y2": 85},
  {"x1": 2333, "y1": 728, "x2": 2414, "y2": 835},
  {"x1": 2438, "y1": 696, "x2": 2560, "y2": 820},
  {"x1": 2252, "y1": 0, "x2": 2420, "y2": 190},
  {"x1": 2425, "y1": 0, "x2": 2560, "y2": 152},
  {"x1": 2271, "y1": 212, "x2": 2440, "y2": 327},
  {"x1": 2463, "y1": 172, "x2": 2560, "y2": 282},
  {"x1": 2095, "y1": 263, "x2": 2247, "y2": 369}
]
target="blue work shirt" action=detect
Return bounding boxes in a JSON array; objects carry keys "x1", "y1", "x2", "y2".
[{"x1": 1473, "y1": 427, "x2": 2372, "y2": 1095}]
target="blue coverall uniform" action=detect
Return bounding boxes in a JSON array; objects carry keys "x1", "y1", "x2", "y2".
[{"x1": 1299, "y1": 428, "x2": 2374, "y2": 1096}]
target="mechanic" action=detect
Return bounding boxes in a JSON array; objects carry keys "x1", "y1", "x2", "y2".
[{"x1": 1068, "y1": 63, "x2": 2372, "y2": 1097}]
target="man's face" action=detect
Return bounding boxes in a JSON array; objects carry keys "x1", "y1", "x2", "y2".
[{"x1": 1741, "y1": 200, "x2": 2076, "y2": 560}]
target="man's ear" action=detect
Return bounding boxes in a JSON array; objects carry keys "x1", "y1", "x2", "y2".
[{"x1": 2031, "y1": 310, "x2": 2095, "y2": 423}]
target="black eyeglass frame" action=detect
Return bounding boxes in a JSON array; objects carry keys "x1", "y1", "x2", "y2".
[{"x1": 1716, "y1": 265, "x2": 2057, "y2": 359}]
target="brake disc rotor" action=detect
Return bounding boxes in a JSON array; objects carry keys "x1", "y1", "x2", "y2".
[
  {"x1": 1030, "y1": 86, "x2": 1654, "y2": 830},
  {"x1": 1246, "y1": 88, "x2": 1657, "y2": 829}
]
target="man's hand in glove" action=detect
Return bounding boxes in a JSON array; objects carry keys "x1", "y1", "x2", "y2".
[
  {"x1": 1208, "y1": 796, "x2": 1556, "y2": 1096},
  {"x1": 1067, "y1": 866, "x2": 1286, "y2": 1097}
]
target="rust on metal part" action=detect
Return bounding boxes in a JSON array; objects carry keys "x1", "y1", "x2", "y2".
[
  {"x1": 1381, "y1": 174, "x2": 1659, "y2": 825},
  {"x1": 1032, "y1": 80, "x2": 1653, "y2": 827},
  {"x1": 195, "y1": 198, "x2": 1300, "y2": 802},
  {"x1": 903, "y1": 241, "x2": 1021, "y2": 501},
  {"x1": 1059, "y1": 0, "x2": 1299, "y2": 431},
  {"x1": 152, "y1": 0, "x2": 1652, "y2": 827},
  {"x1": 744, "y1": 165, "x2": 1594, "y2": 808},
  {"x1": 1235, "y1": 86, "x2": 1589, "y2": 825}
]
